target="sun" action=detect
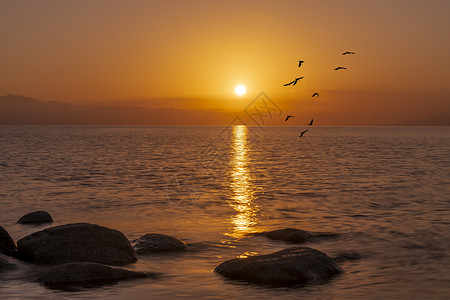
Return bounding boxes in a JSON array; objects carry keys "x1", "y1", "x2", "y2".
[{"x1": 234, "y1": 84, "x2": 247, "y2": 96}]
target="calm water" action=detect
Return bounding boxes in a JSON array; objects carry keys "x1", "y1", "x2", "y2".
[{"x1": 0, "y1": 126, "x2": 449, "y2": 299}]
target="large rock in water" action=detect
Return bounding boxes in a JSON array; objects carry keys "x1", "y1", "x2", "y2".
[
  {"x1": 0, "y1": 225, "x2": 17, "y2": 256},
  {"x1": 215, "y1": 247, "x2": 342, "y2": 286},
  {"x1": 18, "y1": 211, "x2": 53, "y2": 224},
  {"x1": 132, "y1": 234, "x2": 187, "y2": 254},
  {"x1": 38, "y1": 262, "x2": 152, "y2": 286},
  {"x1": 17, "y1": 223, "x2": 137, "y2": 265},
  {"x1": 257, "y1": 228, "x2": 339, "y2": 244}
]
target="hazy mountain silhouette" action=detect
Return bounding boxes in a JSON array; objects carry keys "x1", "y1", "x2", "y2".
[
  {"x1": 390, "y1": 114, "x2": 450, "y2": 126},
  {"x1": 1, "y1": 94, "x2": 448, "y2": 126},
  {"x1": 0, "y1": 94, "x2": 234, "y2": 125}
]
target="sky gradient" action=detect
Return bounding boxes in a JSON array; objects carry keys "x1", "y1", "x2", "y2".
[{"x1": 1, "y1": 0, "x2": 449, "y2": 125}]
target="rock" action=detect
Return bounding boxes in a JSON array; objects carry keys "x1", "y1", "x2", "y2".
[
  {"x1": 132, "y1": 234, "x2": 187, "y2": 254},
  {"x1": 0, "y1": 253, "x2": 16, "y2": 268},
  {"x1": 17, "y1": 223, "x2": 137, "y2": 265},
  {"x1": 257, "y1": 228, "x2": 339, "y2": 244},
  {"x1": 215, "y1": 247, "x2": 342, "y2": 286},
  {"x1": 0, "y1": 225, "x2": 17, "y2": 256},
  {"x1": 258, "y1": 228, "x2": 314, "y2": 243},
  {"x1": 18, "y1": 211, "x2": 53, "y2": 224},
  {"x1": 38, "y1": 262, "x2": 152, "y2": 286}
]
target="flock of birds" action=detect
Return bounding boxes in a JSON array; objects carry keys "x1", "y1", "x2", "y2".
[{"x1": 283, "y1": 51, "x2": 356, "y2": 139}]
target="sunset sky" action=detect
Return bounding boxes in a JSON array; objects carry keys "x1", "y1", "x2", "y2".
[{"x1": 1, "y1": 0, "x2": 449, "y2": 125}]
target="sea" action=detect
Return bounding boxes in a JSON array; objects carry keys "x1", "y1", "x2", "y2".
[{"x1": 0, "y1": 125, "x2": 449, "y2": 299}]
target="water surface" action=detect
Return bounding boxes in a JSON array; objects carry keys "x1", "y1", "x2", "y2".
[{"x1": 0, "y1": 126, "x2": 449, "y2": 299}]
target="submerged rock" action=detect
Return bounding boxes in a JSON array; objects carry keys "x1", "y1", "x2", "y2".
[
  {"x1": 0, "y1": 225, "x2": 17, "y2": 257},
  {"x1": 38, "y1": 262, "x2": 152, "y2": 286},
  {"x1": 132, "y1": 234, "x2": 187, "y2": 254},
  {"x1": 215, "y1": 247, "x2": 342, "y2": 286},
  {"x1": 17, "y1": 223, "x2": 137, "y2": 265},
  {"x1": 0, "y1": 253, "x2": 16, "y2": 268},
  {"x1": 256, "y1": 228, "x2": 339, "y2": 244},
  {"x1": 17, "y1": 211, "x2": 53, "y2": 224}
]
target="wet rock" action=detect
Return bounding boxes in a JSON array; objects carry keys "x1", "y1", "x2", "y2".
[
  {"x1": 38, "y1": 262, "x2": 152, "y2": 286},
  {"x1": 17, "y1": 223, "x2": 137, "y2": 265},
  {"x1": 132, "y1": 234, "x2": 187, "y2": 254},
  {"x1": 17, "y1": 211, "x2": 53, "y2": 224},
  {"x1": 0, "y1": 225, "x2": 17, "y2": 257},
  {"x1": 257, "y1": 228, "x2": 314, "y2": 243},
  {"x1": 0, "y1": 253, "x2": 16, "y2": 268},
  {"x1": 256, "y1": 228, "x2": 339, "y2": 244},
  {"x1": 215, "y1": 247, "x2": 342, "y2": 286}
]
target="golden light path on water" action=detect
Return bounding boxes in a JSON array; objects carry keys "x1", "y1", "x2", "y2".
[{"x1": 226, "y1": 125, "x2": 259, "y2": 239}]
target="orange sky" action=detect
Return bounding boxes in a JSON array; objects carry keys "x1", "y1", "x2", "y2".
[{"x1": 0, "y1": 0, "x2": 449, "y2": 125}]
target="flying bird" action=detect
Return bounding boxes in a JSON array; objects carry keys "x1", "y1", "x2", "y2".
[
  {"x1": 334, "y1": 67, "x2": 347, "y2": 70},
  {"x1": 283, "y1": 77, "x2": 304, "y2": 86},
  {"x1": 308, "y1": 119, "x2": 313, "y2": 126},
  {"x1": 342, "y1": 51, "x2": 355, "y2": 55},
  {"x1": 299, "y1": 129, "x2": 308, "y2": 138},
  {"x1": 312, "y1": 92, "x2": 319, "y2": 98},
  {"x1": 298, "y1": 60, "x2": 305, "y2": 67},
  {"x1": 285, "y1": 115, "x2": 294, "y2": 121}
]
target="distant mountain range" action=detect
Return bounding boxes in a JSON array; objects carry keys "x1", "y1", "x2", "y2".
[
  {"x1": 0, "y1": 94, "x2": 448, "y2": 125},
  {"x1": 392, "y1": 115, "x2": 450, "y2": 126},
  {"x1": 0, "y1": 95, "x2": 233, "y2": 125}
]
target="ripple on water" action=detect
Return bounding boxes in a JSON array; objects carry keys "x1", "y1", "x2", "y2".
[{"x1": 0, "y1": 126, "x2": 449, "y2": 299}]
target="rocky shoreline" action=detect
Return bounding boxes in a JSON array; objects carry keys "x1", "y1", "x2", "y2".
[{"x1": 1, "y1": 211, "x2": 359, "y2": 288}]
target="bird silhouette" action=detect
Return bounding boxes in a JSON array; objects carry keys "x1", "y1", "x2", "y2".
[
  {"x1": 299, "y1": 129, "x2": 308, "y2": 138},
  {"x1": 312, "y1": 92, "x2": 319, "y2": 97},
  {"x1": 298, "y1": 60, "x2": 305, "y2": 67},
  {"x1": 334, "y1": 67, "x2": 347, "y2": 70},
  {"x1": 285, "y1": 115, "x2": 294, "y2": 121},
  {"x1": 308, "y1": 119, "x2": 313, "y2": 125},
  {"x1": 342, "y1": 51, "x2": 355, "y2": 55},
  {"x1": 283, "y1": 77, "x2": 303, "y2": 86}
]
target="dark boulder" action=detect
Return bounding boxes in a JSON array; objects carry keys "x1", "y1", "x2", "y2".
[
  {"x1": 38, "y1": 262, "x2": 152, "y2": 286},
  {"x1": 215, "y1": 247, "x2": 342, "y2": 286},
  {"x1": 256, "y1": 228, "x2": 339, "y2": 244},
  {"x1": 132, "y1": 234, "x2": 187, "y2": 254},
  {"x1": 0, "y1": 225, "x2": 17, "y2": 257},
  {"x1": 17, "y1": 211, "x2": 53, "y2": 224},
  {"x1": 17, "y1": 223, "x2": 137, "y2": 265}
]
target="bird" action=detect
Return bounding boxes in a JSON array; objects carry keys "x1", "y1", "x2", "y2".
[
  {"x1": 342, "y1": 51, "x2": 355, "y2": 55},
  {"x1": 292, "y1": 77, "x2": 303, "y2": 85},
  {"x1": 334, "y1": 67, "x2": 347, "y2": 70},
  {"x1": 308, "y1": 119, "x2": 313, "y2": 125},
  {"x1": 312, "y1": 92, "x2": 319, "y2": 98},
  {"x1": 299, "y1": 129, "x2": 308, "y2": 138},
  {"x1": 283, "y1": 77, "x2": 303, "y2": 86},
  {"x1": 298, "y1": 60, "x2": 305, "y2": 67},
  {"x1": 285, "y1": 115, "x2": 294, "y2": 121}
]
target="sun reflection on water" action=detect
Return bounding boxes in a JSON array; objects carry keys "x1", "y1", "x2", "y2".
[{"x1": 226, "y1": 125, "x2": 259, "y2": 239}]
